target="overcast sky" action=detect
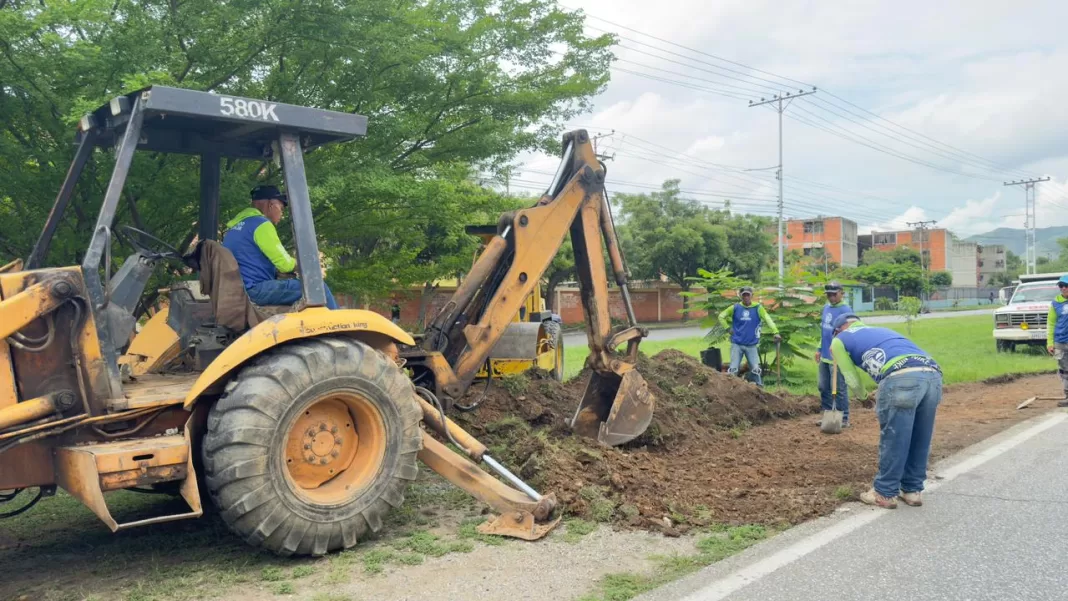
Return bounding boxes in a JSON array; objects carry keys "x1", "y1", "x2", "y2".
[{"x1": 510, "y1": 0, "x2": 1068, "y2": 243}]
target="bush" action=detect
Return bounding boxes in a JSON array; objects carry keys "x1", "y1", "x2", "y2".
[
  {"x1": 896, "y1": 296, "x2": 922, "y2": 334},
  {"x1": 874, "y1": 297, "x2": 895, "y2": 311}
]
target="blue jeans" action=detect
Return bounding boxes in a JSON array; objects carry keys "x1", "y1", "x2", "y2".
[
  {"x1": 818, "y1": 361, "x2": 849, "y2": 422},
  {"x1": 247, "y1": 278, "x2": 338, "y2": 310},
  {"x1": 873, "y1": 370, "x2": 942, "y2": 498},
  {"x1": 728, "y1": 343, "x2": 762, "y2": 387}
]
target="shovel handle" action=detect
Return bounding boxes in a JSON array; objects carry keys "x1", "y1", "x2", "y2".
[{"x1": 831, "y1": 357, "x2": 838, "y2": 397}]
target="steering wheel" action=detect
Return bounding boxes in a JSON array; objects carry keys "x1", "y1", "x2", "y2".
[{"x1": 116, "y1": 225, "x2": 180, "y2": 260}]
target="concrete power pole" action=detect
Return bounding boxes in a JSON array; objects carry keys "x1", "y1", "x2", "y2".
[
  {"x1": 749, "y1": 87, "x2": 817, "y2": 286},
  {"x1": 1004, "y1": 177, "x2": 1051, "y2": 275},
  {"x1": 908, "y1": 220, "x2": 937, "y2": 310}
]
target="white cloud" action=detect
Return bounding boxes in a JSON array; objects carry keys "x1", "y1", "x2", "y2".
[{"x1": 505, "y1": 1, "x2": 1068, "y2": 241}]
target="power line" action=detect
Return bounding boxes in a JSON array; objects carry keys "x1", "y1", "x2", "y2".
[
  {"x1": 785, "y1": 106, "x2": 1005, "y2": 182},
  {"x1": 572, "y1": 10, "x2": 1042, "y2": 181}
]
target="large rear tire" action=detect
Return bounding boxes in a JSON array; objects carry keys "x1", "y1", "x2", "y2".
[{"x1": 202, "y1": 336, "x2": 422, "y2": 556}]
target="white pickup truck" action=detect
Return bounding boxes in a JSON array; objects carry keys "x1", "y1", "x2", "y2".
[{"x1": 993, "y1": 272, "x2": 1061, "y2": 352}]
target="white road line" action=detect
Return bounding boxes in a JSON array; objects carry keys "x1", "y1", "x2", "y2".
[{"x1": 680, "y1": 412, "x2": 1068, "y2": 601}]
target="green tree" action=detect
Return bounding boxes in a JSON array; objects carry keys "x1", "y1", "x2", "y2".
[
  {"x1": 614, "y1": 180, "x2": 730, "y2": 318},
  {"x1": 862, "y1": 246, "x2": 921, "y2": 266},
  {"x1": 929, "y1": 271, "x2": 952, "y2": 287},
  {"x1": 0, "y1": 0, "x2": 614, "y2": 304},
  {"x1": 896, "y1": 296, "x2": 922, "y2": 335},
  {"x1": 1005, "y1": 250, "x2": 1024, "y2": 279},
  {"x1": 613, "y1": 180, "x2": 774, "y2": 317}
]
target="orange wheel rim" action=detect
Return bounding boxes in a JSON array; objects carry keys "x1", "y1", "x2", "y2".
[{"x1": 284, "y1": 391, "x2": 387, "y2": 505}]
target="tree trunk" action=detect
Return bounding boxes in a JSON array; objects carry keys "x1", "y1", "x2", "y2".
[
  {"x1": 416, "y1": 282, "x2": 439, "y2": 332},
  {"x1": 680, "y1": 283, "x2": 691, "y2": 321},
  {"x1": 545, "y1": 268, "x2": 572, "y2": 313}
]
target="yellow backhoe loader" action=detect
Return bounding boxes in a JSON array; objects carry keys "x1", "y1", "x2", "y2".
[
  {"x1": 468, "y1": 225, "x2": 565, "y2": 385},
  {"x1": 0, "y1": 86, "x2": 653, "y2": 556}
]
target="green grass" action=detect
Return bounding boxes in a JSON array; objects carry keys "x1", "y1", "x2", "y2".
[
  {"x1": 564, "y1": 315, "x2": 1052, "y2": 392},
  {"x1": 834, "y1": 485, "x2": 854, "y2": 501},
  {"x1": 577, "y1": 525, "x2": 769, "y2": 601},
  {"x1": 563, "y1": 519, "x2": 599, "y2": 543},
  {"x1": 271, "y1": 582, "x2": 295, "y2": 595}
]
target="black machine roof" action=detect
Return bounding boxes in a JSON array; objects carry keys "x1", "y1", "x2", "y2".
[{"x1": 76, "y1": 86, "x2": 368, "y2": 159}]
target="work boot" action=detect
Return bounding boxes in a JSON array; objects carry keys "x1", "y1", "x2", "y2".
[
  {"x1": 860, "y1": 488, "x2": 897, "y2": 509},
  {"x1": 1059, "y1": 394, "x2": 1068, "y2": 408},
  {"x1": 898, "y1": 491, "x2": 923, "y2": 507}
]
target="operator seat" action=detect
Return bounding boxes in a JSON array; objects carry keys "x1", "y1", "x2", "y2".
[{"x1": 182, "y1": 240, "x2": 296, "y2": 333}]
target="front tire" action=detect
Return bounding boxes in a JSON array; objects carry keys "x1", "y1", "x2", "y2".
[{"x1": 203, "y1": 336, "x2": 423, "y2": 556}]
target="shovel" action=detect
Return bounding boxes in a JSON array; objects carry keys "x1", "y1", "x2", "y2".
[{"x1": 821, "y1": 357, "x2": 844, "y2": 434}]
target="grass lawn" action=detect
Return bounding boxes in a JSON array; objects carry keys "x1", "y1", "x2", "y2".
[{"x1": 563, "y1": 314, "x2": 1053, "y2": 394}]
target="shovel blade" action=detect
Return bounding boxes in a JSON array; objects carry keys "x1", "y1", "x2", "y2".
[
  {"x1": 570, "y1": 370, "x2": 655, "y2": 446},
  {"x1": 820, "y1": 409, "x2": 844, "y2": 434}
]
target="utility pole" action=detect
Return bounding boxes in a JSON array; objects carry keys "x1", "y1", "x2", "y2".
[
  {"x1": 749, "y1": 87, "x2": 817, "y2": 286},
  {"x1": 1004, "y1": 177, "x2": 1050, "y2": 275},
  {"x1": 591, "y1": 130, "x2": 616, "y2": 163},
  {"x1": 908, "y1": 220, "x2": 937, "y2": 311}
]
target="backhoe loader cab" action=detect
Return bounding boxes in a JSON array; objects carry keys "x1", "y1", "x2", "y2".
[{"x1": 0, "y1": 86, "x2": 564, "y2": 555}]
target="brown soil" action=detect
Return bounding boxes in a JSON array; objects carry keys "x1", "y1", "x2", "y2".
[{"x1": 453, "y1": 351, "x2": 1061, "y2": 534}]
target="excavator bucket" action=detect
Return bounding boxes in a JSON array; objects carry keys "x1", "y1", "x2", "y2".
[{"x1": 570, "y1": 369, "x2": 655, "y2": 446}]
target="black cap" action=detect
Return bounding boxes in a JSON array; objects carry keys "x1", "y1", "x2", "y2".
[
  {"x1": 250, "y1": 184, "x2": 287, "y2": 205},
  {"x1": 739, "y1": 286, "x2": 754, "y2": 295},
  {"x1": 824, "y1": 281, "x2": 843, "y2": 292}
]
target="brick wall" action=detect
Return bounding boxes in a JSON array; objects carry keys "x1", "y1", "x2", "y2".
[
  {"x1": 339, "y1": 283, "x2": 706, "y2": 328},
  {"x1": 555, "y1": 285, "x2": 706, "y2": 325}
]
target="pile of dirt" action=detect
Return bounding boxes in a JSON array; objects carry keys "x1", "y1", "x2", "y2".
[{"x1": 451, "y1": 349, "x2": 820, "y2": 534}]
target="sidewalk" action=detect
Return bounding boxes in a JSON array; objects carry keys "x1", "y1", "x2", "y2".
[{"x1": 637, "y1": 410, "x2": 1068, "y2": 601}]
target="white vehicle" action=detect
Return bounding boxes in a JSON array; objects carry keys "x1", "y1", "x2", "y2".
[{"x1": 993, "y1": 273, "x2": 1062, "y2": 352}]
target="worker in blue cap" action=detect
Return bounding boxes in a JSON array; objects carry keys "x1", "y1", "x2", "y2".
[
  {"x1": 817, "y1": 281, "x2": 853, "y2": 426},
  {"x1": 1046, "y1": 274, "x2": 1068, "y2": 407},
  {"x1": 717, "y1": 286, "x2": 780, "y2": 387},
  {"x1": 831, "y1": 313, "x2": 942, "y2": 510}
]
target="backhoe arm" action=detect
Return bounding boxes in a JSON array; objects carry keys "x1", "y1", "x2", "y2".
[{"x1": 419, "y1": 130, "x2": 655, "y2": 445}]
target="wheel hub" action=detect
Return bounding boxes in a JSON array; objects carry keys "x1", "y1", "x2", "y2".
[
  {"x1": 283, "y1": 391, "x2": 387, "y2": 504},
  {"x1": 285, "y1": 398, "x2": 360, "y2": 488}
]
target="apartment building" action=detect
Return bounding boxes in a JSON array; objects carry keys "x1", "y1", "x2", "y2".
[
  {"x1": 976, "y1": 244, "x2": 1007, "y2": 286},
  {"x1": 867, "y1": 227, "x2": 978, "y2": 287},
  {"x1": 779, "y1": 216, "x2": 859, "y2": 268}
]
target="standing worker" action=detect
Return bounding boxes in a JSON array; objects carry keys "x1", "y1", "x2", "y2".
[
  {"x1": 831, "y1": 314, "x2": 942, "y2": 509},
  {"x1": 718, "y1": 286, "x2": 781, "y2": 387},
  {"x1": 1046, "y1": 275, "x2": 1068, "y2": 407},
  {"x1": 817, "y1": 282, "x2": 853, "y2": 427}
]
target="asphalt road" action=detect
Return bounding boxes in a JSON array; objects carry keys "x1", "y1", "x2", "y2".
[
  {"x1": 638, "y1": 411, "x2": 1068, "y2": 601},
  {"x1": 563, "y1": 308, "x2": 994, "y2": 347}
]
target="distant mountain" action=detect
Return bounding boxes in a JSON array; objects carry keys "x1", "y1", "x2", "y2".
[{"x1": 966, "y1": 226, "x2": 1068, "y2": 257}]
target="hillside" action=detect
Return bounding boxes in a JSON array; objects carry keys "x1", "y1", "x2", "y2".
[{"x1": 966, "y1": 226, "x2": 1068, "y2": 257}]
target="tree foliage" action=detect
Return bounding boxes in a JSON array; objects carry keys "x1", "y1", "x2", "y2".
[
  {"x1": 612, "y1": 179, "x2": 774, "y2": 315},
  {"x1": 0, "y1": 0, "x2": 614, "y2": 301},
  {"x1": 896, "y1": 296, "x2": 922, "y2": 335}
]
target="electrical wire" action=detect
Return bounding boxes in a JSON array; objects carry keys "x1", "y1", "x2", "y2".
[{"x1": 571, "y1": 10, "x2": 1043, "y2": 180}]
